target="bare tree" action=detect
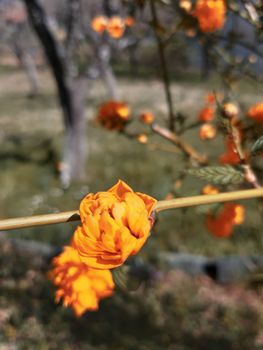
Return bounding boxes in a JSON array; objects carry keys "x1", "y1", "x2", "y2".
[{"x1": 23, "y1": 0, "x2": 128, "y2": 187}]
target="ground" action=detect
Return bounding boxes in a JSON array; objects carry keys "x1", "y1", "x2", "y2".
[{"x1": 0, "y1": 66, "x2": 263, "y2": 349}]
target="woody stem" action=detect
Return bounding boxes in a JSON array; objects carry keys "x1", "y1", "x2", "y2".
[
  {"x1": 151, "y1": 123, "x2": 207, "y2": 164},
  {"x1": 149, "y1": 0, "x2": 176, "y2": 131},
  {"x1": 1, "y1": 188, "x2": 263, "y2": 231},
  {"x1": 230, "y1": 122, "x2": 261, "y2": 188},
  {"x1": 155, "y1": 187, "x2": 263, "y2": 212}
]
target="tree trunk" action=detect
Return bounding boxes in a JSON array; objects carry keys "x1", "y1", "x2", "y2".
[
  {"x1": 61, "y1": 77, "x2": 89, "y2": 187},
  {"x1": 23, "y1": 0, "x2": 89, "y2": 186},
  {"x1": 97, "y1": 43, "x2": 120, "y2": 100},
  {"x1": 14, "y1": 39, "x2": 40, "y2": 97},
  {"x1": 23, "y1": 0, "x2": 73, "y2": 129}
]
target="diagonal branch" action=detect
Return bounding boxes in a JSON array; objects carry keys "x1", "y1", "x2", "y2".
[{"x1": 151, "y1": 123, "x2": 207, "y2": 165}]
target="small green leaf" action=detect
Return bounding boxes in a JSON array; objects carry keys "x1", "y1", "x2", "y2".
[
  {"x1": 188, "y1": 166, "x2": 244, "y2": 185},
  {"x1": 251, "y1": 136, "x2": 263, "y2": 156}
]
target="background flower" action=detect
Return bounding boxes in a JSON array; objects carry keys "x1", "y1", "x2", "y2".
[{"x1": 49, "y1": 246, "x2": 114, "y2": 316}]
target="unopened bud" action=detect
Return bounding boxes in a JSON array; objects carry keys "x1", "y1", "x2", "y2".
[{"x1": 223, "y1": 103, "x2": 239, "y2": 119}]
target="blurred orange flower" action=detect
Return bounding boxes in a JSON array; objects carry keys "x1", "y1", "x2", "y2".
[
  {"x1": 199, "y1": 123, "x2": 217, "y2": 140},
  {"x1": 49, "y1": 246, "x2": 114, "y2": 317},
  {"x1": 202, "y1": 184, "x2": 219, "y2": 195},
  {"x1": 205, "y1": 93, "x2": 215, "y2": 104},
  {"x1": 73, "y1": 180, "x2": 157, "y2": 269},
  {"x1": 137, "y1": 134, "x2": 148, "y2": 144},
  {"x1": 91, "y1": 15, "x2": 108, "y2": 33},
  {"x1": 223, "y1": 102, "x2": 239, "y2": 119},
  {"x1": 193, "y1": 0, "x2": 226, "y2": 33},
  {"x1": 247, "y1": 102, "x2": 263, "y2": 123},
  {"x1": 206, "y1": 203, "x2": 245, "y2": 238},
  {"x1": 125, "y1": 16, "x2": 135, "y2": 27},
  {"x1": 97, "y1": 101, "x2": 130, "y2": 131},
  {"x1": 179, "y1": 0, "x2": 192, "y2": 12},
  {"x1": 139, "y1": 111, "x2": 155, "y2": 124},
  {"x1": 218, "y1": 137, "x2": 240, "y2": 165},
  {"x1": 198, "y1": 106, "x2": 215, "y2": 122},
  {"x1": 107, "y1": 16, "x2": 125, "y2": 39}
]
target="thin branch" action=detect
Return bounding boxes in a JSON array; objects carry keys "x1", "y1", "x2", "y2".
[
  {"x1": 149, "y1": 0, "x2": 176, "y2": 131},
  {"x1": 1, "y1": 188, "x2": 263, "y2": 231},
  {"x1": 151, "y1": 123, "x2": 207, "y2": 164},
  {"x1": 216, "y1": 34, "x2": 263, "y2": 60},
  {"x1": 229, "y1": 122, "x2": 261, "y2": 188}
]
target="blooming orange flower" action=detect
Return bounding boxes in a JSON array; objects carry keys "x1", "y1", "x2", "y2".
[
  {"x1": 97, "y1": 101, "x2": 130, "y2": 131},
  {"x1": 107, "y1": 16, "x2": 125, "y2": 39},
  {"x1": 125, "y1": 16, "x2": 135, "y2": 27},
  {"x1": 202, "y1": 184, "x2": 219, "y2": 195},
  {"x1": 247, "y1": 102, "x2": 263, "y2": 123},
  {"x1": 72, "y1": 180, "x2": 157, "y2": 269},
  {"x1": 206, "y1": 203, "x2": 245, "y2": 238},
  {"x1": 198, "y1": 106, "x2": 215, "y2": 122},
  {"x1": 193, "y1": 0, "x2": 226, "y2": 33},
  {"x1": 91, "y1": 16, "x2": 108, "y2": 34},
  {"x1": 199, "y1": 123, "x2": 217, "y2": 140},
  {"x1": 218, "y1": 137, "x2": 240, "y2": 165},
  {"x1": 139, "y1": 111, "x2": 155, "y2": 124},
  {"x1": 49, "y1": 246, "x2": 114, "y2": 316}
]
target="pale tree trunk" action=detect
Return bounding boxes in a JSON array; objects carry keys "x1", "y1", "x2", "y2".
[
  {"x1": 13, "y1": 23, "x2": 40, "y2": 97},
  {"x1": 14, "y1": 41, "x2": 40, "y2": 97},
  {"x1": 94, "y1": 42, "x2": 120, "y2": 100},
  {"x1": 24, "y1": 0, "x2": 89, "y2": 187},
  {"x1": 61, "y1": 77, "x2": 89, "y2": 187}
]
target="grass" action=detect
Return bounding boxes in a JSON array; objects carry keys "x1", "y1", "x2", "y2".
[{"x1": 0, "y1": 66, "x2": 263, "y2": 349}]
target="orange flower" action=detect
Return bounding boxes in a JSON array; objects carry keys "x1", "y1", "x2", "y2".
[
  {"x1": 125, "y1": 16, "x2": 135, "y2": 27},
  {"x1": 97, "y1": 101, "x2": 130, "y2": 131},
  {"x1": 136, "y1": 134, "x2": 148, "y2": 144},
  {"x1": 199, "y1": 123, "x2": 217, "y2": 140},
  {"x1": 193, "y1": 0, "x2": 226, "y2": 33},
  {"x1": 202, "y1": 184, "x2": 219, "y2": 195},
  {"x1": 179, "y1": 0, "x2": 192, "y2": 12},
  {"x1": 198, "y1": 106, "x2": 215, "y2": 122},
  {"x1": 73, "y1": 180, "x2": 157, "y2": 269},
  {"x1": 247, "y1": 102, "x2": 263, "y2": 123},
  {"x1": 107, "y1": 16, "x2": 125, "y2": 39},
  {"x1": 164, "y1": 192, "x2": 174, "y2": 200},
  {"x1": 205, "y1": 93, "x2": 215, "y2": 104},
  {"x1": 218, "y1": 137, "x2": 240, "y2": 165},
  {"x1": 49, "y1": 246, "x2": 114, "y2": 316},
  {"x1": 222, "y1": 102, "x2": 239, "y2": 119},
  {"x1": 91, "y1": 16, "x2": 108, "y2": 33},
  {"x1": 206, "y1": 203, "x2": 245, "y2": 238},
  {"x1": 139, "y1": 111, "x2": 155, "y2": 124}
]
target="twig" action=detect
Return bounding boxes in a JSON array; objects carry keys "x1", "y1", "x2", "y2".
[
  {"x1": 1, "y1": 188, "x2": 263, "y2": 231},
  {"x1": 149, "y1": 0, "x2": 176, "y2": 131},
  {"x1": 230, "y1": 122, "x2": 261, "y2": 188},
  {"x1": 151, "y1": 123, "x2": 207, "y2": 164}
]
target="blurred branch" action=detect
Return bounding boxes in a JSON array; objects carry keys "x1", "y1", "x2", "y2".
[
  {"x1": 230, "y1": 122, "x2": 261, "y2": 188},
  {"x1": 216, "y1": 34, "x2": 263, "y2": 60},
  {"x1": 65, "y1": 0, "x2": 81, "y2": 65},
  {"x1": 151, "y1": 123, "x2": 207, "y2": 165},
  {"x1": 149, "y1": 0, "x2": 176, "y2": 131}
]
